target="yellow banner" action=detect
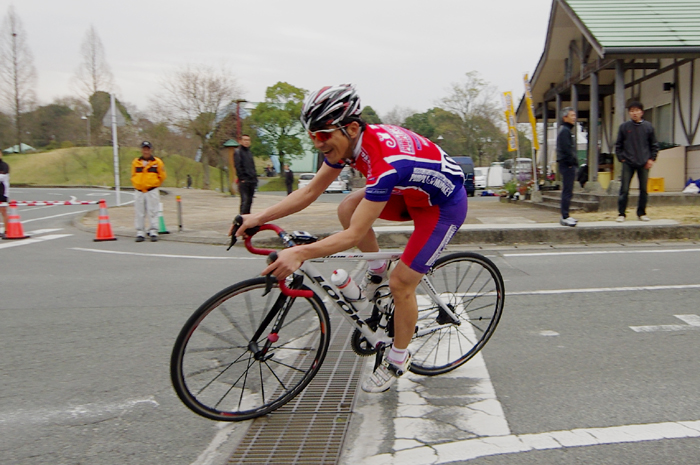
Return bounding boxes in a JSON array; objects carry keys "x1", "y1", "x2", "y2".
[
  {"x1": 523, "y1": 74, "x2": 540, "y2": 150},
  {"x1": 503, "y1": 92, "x2": 518, "y2": 152}
]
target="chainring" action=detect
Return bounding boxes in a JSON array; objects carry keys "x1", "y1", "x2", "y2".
[{"x1": 350, "y1": 328, "x2": 377, "y2": 356}]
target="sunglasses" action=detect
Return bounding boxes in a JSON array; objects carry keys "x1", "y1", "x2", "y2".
[{"x1": 308, "y1": 125, "x2": 346, "y2": 142}]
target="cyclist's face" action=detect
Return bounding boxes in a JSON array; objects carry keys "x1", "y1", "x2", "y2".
[{"x1": 312, "y1": 122, "x2": 359, "y2": 164}]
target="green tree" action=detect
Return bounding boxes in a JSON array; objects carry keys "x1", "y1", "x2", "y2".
[
  {"x1": 249, "y1": 82, "x2": 308, "y2": 168},
  {"x1": 403, "y1": 107, "x2": 443, "y2": 140},
  {"x1": 361, "y1": 105, "x2": 382, "y2": 124},
  {"x1": 24, "y1": 103, "x2": 81, "y2": 147}
]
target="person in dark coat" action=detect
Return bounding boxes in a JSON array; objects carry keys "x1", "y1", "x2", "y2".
[
  {"x1": 557, "y1": 107, "x2": 578, "y2": 227},
  {"x1": 615, "y1": 101, "x2": 659, "y2": 222},
  {"x1": 284, "y1": 164, "x2": 294, "y2": 195},
  {"x1": 234, "y1": 134, "x2": 258, "y2": 214}
]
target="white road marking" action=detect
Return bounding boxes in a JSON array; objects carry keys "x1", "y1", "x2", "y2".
[
  {"x1": 379, "y1": 419, "x2": 700, "y2": 464},
  {"x1": 190, "y1": 423, "x2": 239, "y2": 465},
  {"x1": 0, "y1": 234, "x2": 72, "y2": 249},
  {"x1": 71, "y1": 247, "x2": 263, "y2": 260},
  {"x1": 25, "y1": 228, "x2": 63, "y2": 235},
  {"x1": 0, "y1": 397, "x2": 159, "y2": 426},
  {"x1": 20, "y1": 209, "x2": 90, "y2": 223},
  {"x1": 540, "y1": 330, "x2": 560, "y2": 336},
  {"x1": 510, "y1": 283, "x2": 700, "y2": 296},
  {"x1": 504, "y1": 248, "x2": 700, "y2": 257},
  {"x1": 630, "y1": 314, "x2": 700, "y2": 333}
]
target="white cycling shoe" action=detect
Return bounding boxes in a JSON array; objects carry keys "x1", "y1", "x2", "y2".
[{"x1": 362, "y1": 353, "x2": 412, "y2": 393}]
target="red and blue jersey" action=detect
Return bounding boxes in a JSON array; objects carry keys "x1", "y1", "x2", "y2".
[{"x1": 326, "y1": 124, "x2": 465, "y2": 207}]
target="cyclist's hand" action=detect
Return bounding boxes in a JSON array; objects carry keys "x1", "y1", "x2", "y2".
[
  {"x1": 262, "y1": 248, "x2": 302, "y2": 280},
  {"x1": 229, "y1": 214, "x2": 260, "y2": 237}
]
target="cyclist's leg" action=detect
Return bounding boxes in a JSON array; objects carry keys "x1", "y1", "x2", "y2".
[
  {"x1": 338, "y1": 188, "x2": 378, "y2": 252},
  {"x1": 338, "y1": 189, "x2": 411, "y2": 253},
  {"x1": 363, "y1": 191, "x2": 467, "y2": 392},
  {"x1": 389, "y1": 262, "x2": 422, "y2": 350}
]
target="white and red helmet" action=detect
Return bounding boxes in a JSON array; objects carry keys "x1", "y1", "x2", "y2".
[{"x1": 301, "y1": 84, "x2": 362, "y2": 131}]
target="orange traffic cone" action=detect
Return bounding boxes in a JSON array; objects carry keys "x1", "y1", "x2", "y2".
[
  {"x1": 94, "y1": 199, "x2": 117, "y2": 242},
  {"x1": 3, "y1": 200, "x2": 29, "y2": 240}
]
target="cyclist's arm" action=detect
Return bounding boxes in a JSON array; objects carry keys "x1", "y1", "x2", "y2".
[
  {"x1": 233, "y1": 163, "x2": 341, "y2": 236},
  {"x1": 262, "y1": 197, "x2": 387, "y2": 279}
]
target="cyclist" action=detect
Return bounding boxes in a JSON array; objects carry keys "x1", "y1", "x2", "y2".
[{"x1": 232, "y1": 84, "x2": 467, "y2": 393}]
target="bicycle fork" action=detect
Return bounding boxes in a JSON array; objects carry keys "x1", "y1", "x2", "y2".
[{"x1": 248, "y1": 291, "x2": 295, "y2": 361}]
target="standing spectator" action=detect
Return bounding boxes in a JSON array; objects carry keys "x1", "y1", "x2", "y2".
[
  {"x1": 615, "y1": 101, "x2": 659, "y2": 222},
  {"x1": 131, "y1": 141, "x2": 167, "y2": 242},
  {"x1": 284, "y1": 164, "x2": 294, "y2": 195},
  {"x1": 0, "y1": 153, "x2": 9, "y2": 238},
  {"x1": 557, "y1": 107, "x2": 578, "y2": 227},
  {"x1": 186, "y1": 174, "x2": 192, "y2": 189},
  {"x1": 234, "y1": 134, "x2": 257, "y2": 214}
]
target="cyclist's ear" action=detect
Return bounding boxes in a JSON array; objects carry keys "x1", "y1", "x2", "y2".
[{"x1": 345, "y1": 121, "x2": 361, "y2": 138}]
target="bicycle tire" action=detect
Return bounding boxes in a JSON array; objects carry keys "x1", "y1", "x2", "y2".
[
  {"x1": 170, "y1": 277, "x2": 331, "y2": 421},
  {"x1": 409, "y1": 252, "x2": 505, "y2": 376}
]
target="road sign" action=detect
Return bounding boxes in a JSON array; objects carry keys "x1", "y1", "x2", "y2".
[{"x1": 102, "y1": 108, "x2": 127, "y2": 127}]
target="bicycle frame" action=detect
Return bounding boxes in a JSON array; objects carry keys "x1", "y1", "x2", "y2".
[{"x1": 242, "y1": 225, "x2": 461, "y2": 351}]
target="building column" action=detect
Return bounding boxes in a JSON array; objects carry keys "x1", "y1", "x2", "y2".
[
  {"x1": 542, "y1": 102, "x2": 548, "y2": 169},
  {"x1": 586, "y1": 71, "x2": 601, "y2": 192},
  {"x1": 614, "y1": 60, "x2": 626, "y2": 182}
]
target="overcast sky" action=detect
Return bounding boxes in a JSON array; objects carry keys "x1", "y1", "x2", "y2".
[{"x1": 6, "y1": 0, "x2": 554, "y2": 118}]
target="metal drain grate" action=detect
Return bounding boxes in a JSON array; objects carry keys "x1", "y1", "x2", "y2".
[{"x1": 228, "y1": 315, "x2": 363, "y2": 464}]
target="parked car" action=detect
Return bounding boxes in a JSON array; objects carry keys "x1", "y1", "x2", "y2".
[
  {"x1": 451, "y1": 156, "x2": 476, "y2": 197},
  {"x1": 326, "y1": 176, "x2": 348, "y2": 193},
  {"x1": 502, "y1": 158, "x2": 534, "y2": 184},
  {"x1": 297, "y1": 173, "x2": 315, "y2": 190},
  {"x1": 296, "y1": 172, "x2": 348, "y2": 193},
  {"x1": 474, "y1": 167, "x2": 488, "y2": 189}
]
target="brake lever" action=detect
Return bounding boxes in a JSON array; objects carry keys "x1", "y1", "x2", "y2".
[
  {"x1": 263, "y1": 251, "x2": 278, "y2": 296},
  {"x1": 227, "y1": 215, "x2": 261, "y2": 251},
  {"x1": 227, "y1": 216, "x2": 243, "y2": 251}
]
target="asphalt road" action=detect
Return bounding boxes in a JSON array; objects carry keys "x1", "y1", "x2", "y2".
[{"x1": 2, "y1": 188, "x2": 699, "y2": 464}]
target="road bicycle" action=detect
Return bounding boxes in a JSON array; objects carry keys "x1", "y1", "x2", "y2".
[{"x1": 170, "y1": 218, "x2": 505, "y2": 421}]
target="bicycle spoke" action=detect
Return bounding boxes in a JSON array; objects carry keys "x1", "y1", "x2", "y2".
[
  {"x1": 409, "y1": 253, "x2": 504, "y2": 376},
  {"x1": 219, "y1": 303, "x2": 251, "y2": 341},
  {"x1": 172, "y1": 278, "x2": 330, "y2": 421}
]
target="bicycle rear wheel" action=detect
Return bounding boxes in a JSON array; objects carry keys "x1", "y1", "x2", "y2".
[
  {"x1": 409, "y1": 252, "x2": 504, "y2": 376},
  {"x1": 171, "y1": 277, "x2": 330, "y2": 421}
]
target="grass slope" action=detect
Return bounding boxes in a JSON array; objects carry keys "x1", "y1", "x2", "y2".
[{"x1": 3, "y1": 147, "x2": 227, "y2": 190}]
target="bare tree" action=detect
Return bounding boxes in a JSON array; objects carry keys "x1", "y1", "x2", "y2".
[
  {"x1": 0, "y1": 6, "x2": 37, "y2": 153},
  {"x1": 150, "y1": 64, "x2": 242, "y2": 188},
  {"x1": 438, "y1": 71, "x2": 503, "y2": 160},
  {"x1": 73, "y1": 25, "x2": 114, "y2": 103},
  {"x1": 382, "y1": 106, "x2": 416, "y2": 127}
]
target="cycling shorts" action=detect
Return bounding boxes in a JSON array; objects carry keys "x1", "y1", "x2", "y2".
[{"x1": 378, "y1": 186, "x2": 467, "y2": 274}]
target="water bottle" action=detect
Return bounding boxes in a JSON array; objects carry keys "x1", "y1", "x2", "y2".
[{"x1": 331, "y1": 269, "x2": 370, "y2": 312}]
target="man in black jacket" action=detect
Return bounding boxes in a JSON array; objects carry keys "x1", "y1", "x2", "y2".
[
  {"x1": 557, "y1": 107, "x2": 578, "y2": 227},
  {"x1": 615, "y1": 101, "x2": 659, "y2": 222},
  {"x1": 234, "y1": 134, "x2": 258, "y2": 215},
  {"x1": 0, "y1": 153, "x2": 9, "y2": 237}
]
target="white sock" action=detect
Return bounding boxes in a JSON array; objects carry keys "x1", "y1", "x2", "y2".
[
  {"x1": 387, "y1": 346, "x2": 408, "y2": 364},
  {"x1": 368, "y1": 259, "x2": 387, "y2": 274}
]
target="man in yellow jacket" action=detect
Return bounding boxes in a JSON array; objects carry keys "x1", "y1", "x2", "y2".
[{"x1": 131, "y1": 141, "x2": 166, "y2": 242}]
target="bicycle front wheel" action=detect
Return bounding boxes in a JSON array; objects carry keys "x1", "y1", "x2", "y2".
[
  {"x1": 409, "y1": 252, "x2": 504, "y2": 376},
  {"x1": 170, "y1": 277, "x2": 330, "y2": 421}
]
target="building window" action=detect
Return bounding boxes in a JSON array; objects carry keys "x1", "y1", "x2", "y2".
[{"x1": 655, "y1": 104, "x2": 672, "y2": 145}]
